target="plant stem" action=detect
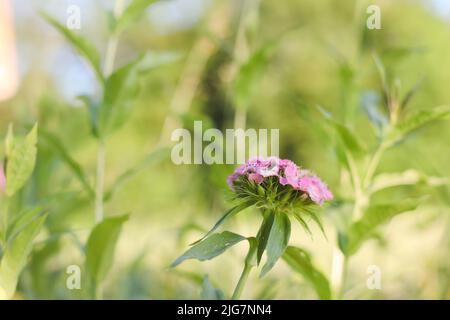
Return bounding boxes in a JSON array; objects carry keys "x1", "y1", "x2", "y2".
[
  {"x1": 363, "y1": 143, "x2": 386, "y2": 189},
  {"x1": 93, "y1": 0, "x2": 124, "y2": 224},
  {"x1": 330, "y1": 246, "x2": 347, "y2": 299},
  {"x1": 231, "y1": 262, "x2": 253, "y2": 300},
  {"x1": 94, "y1": 141, "x2": 105, "y2": 224}
]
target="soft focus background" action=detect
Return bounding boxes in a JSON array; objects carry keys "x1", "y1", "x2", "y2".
[{"x1": 0, "y1": 0, "x2": 449, "y2": 299}]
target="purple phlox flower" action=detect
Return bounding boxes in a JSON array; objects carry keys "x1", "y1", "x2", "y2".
[
  {"x1": 227, "y1": 157, "x2": 334, "y2": 205},
  {"x1": 297, "y1": 175, "x2": 334, "y2": 205}
]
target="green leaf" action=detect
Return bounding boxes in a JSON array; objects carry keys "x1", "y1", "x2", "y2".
[
  {"x1": 113, "y1": 0, "x2": 160, "y2": 34},
  {"x1": 171, "y1": 231, "x2": 246, "y2": 267},
  {"x1": 282, "y1": 246, "x2": 331, "y2": 300},
  {"x1": 190, "y1": 202, "x2": 252, "y2": 246},
  {"x1": 260, "y1": 212, "x2": 291, "y2": 277},
  {"x1": 317, "y1": 106, "x2": 365, "y2": 154},
  {"x1": 5, "y1": 124, "x2": 38, "y2": 197},
  {"x1": 256, "y1": 211, "x2": 275, "y2": 265},
  {"x1": 200, "y1": 275, "x2": 225, "y2": 300},
  {"x1": 39, "y1": 129, "x2": 94, "y2": 197},
  {"x1": 292, "y1": 212, "x2": 312, "y2": 238},
  {"x1": 386, "y1": 105, "x2": 450, "y2": 146},
  {"x1": 41, "y1": 13, "x2": 103, "y2": 83},
  {"x1": 99, "y1": 59, "x2": 140, "y2": 136},
  {"x1": 343, "y1": 199, "x2": 421, "y2": 256},
  {"x1": 98, "y1": 51, "x2": 177, "y2": 136},
  {"x1": 86, "y1": 215, "x2": 129, "y2": 286},
  {"x1": 0, "y1": 214, "x2": 47, "y2": 300},
  {"x1": 6, "y1": 207, "x2": 45, "y2": 242}
]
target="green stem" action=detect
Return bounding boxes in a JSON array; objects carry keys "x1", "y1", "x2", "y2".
[
  {"x1": 94, "y1": 141, "x2": 105, "y2": 224},
  {"x1": 363, "y1": 143, "x2": 386, "y2": 189},
  {"x1": 231, "y1": 262, "x2": 253, "y2": 300},
  {"x1": 93, "y1": 0, "x2": 124, "y2": 225}
]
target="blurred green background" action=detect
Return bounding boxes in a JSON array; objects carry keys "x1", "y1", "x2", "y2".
[{"x1": 0, "y1": 0, "x2": 449, "y2": 299}]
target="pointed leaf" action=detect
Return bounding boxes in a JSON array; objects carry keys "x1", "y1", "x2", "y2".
[
  {"x1": 0, "y1": 214, "x2": 47, "y2": 299},
  {"x1": 172, "y1": 231, "x2": 246, "y2": 267},
  {"x1": 5, "y1": 124, "x2": 38, "y2": 197},
  {"x1": 260, "y1": 213, "x2": 291, "y2": 277},
  {"x1": 256, "y1": 211, "x2": 275, "y2": 264},
  {"x1": 86, "y1": 215, "x2": 129, "y2": 285},
  {"x1": 190, "y1": 202, "x2": 252, "y2": 246}
]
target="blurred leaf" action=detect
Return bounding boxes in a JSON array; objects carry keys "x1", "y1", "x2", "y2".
[
  {"x1": 113, "y1": 0, "x2": 160, "y2": 34},
  {"x1": 6, "y1": 207, "x2": 45, "y2": 242},
  {"x1": 400, "y1": 77, "x2": 424, "y2": 110},
  {"x1": 386, "y1": 105, "x2": 450, "y2": 146},
  {"x1": 361, "y1": 91, "x2": 388, "y2": 135},
  {"x1": 78, "y1": 95, "x2": 100, "y2": 138},
  {"x1": 283, "y1": 246, "x2": 331, "y2": 300},
  {"x1": 99, "y1": 59, "x2": 141, "y2": 136},
  {"x1": 292, "y1": 211, "x2": 312, "y2": 238},
  {"x1": 261, "y1": 212, "x2": 291, "y2": 277},
  {"x1": 41, "y1": 13, "x2": 103, "y2": 83},
  {"x1": 200, "y1": 275, "x2": 225, "y2": 300},
  {"x1": 342, "y1": 199, "x2": 421, "y2": 256},
  {"x1": 317, "y1": 106, "x2": 365, "y2": 154},
  {"x1": 39, "y1": 129, "x2": 94, "y2": 197},
  {"x1": 234, "y1": 44, "x2": 274, "y2": 110},
  {"x1": 86, "y1": 215, "x2": 129, "y2": 288},
  {"x1": 99, "y1": 51, "x2": 178, "y2": 136},
  {"x1": 0, "y1": 214, "x2": 47, "y2": 300},
  {"x1": 190, "y1": 202, "x2": 252, "y2": 246},
  {"x1": 171, "y1": 231, "x2": 246, "y2": 267},
  {"x1": 256, "y1": 211, "x2": 275, "y2": 265},
  {"x1": 104, "y1": 147, "x2": 171, "y2": 201},
  {"x1": 5, "y1": 124, "x2": 38, "y2": 197}
]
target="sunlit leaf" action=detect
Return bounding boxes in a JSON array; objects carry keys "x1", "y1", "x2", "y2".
[
  {"x1": 171, "y1": 231, "x2": 246, "y2": 267},
  {"x1": 261, "y1": 212, "x2": 291, "y2": 277},
  {"x1": 5, "y1": 124, "x2": 38, "y2": 197},
  {"x1": 283, "y1": 246, "x2": 331, "y2": 300},
  {"x1": 0, "y1": 214, "x2": 47, "y2": 300}
]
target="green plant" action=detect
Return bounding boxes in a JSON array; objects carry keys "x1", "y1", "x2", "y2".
[{"x1": 0, "y1": 124, "x2": 47, "y2": 300}]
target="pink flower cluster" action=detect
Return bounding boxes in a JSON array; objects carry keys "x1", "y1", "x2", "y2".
[{"x1": 227, "y1": 157, "x2": 333, "y2": 205}]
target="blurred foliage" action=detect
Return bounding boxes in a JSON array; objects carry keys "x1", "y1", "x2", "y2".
[{"x1": 0, "y1": 0, "x2": 449, "y2": 299}]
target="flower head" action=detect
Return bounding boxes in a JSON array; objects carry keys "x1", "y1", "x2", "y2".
[{"x1": 228, "y1": 157, "x2": 333, "y2": 206}]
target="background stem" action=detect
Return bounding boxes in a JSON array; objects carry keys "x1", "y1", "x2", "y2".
[{"x1": 94, "y1": 141, "x2": 105, "y2": 224}]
